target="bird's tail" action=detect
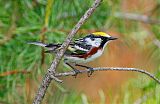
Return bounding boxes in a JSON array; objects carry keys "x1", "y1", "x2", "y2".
[
  {"x1": 27, "y1": 42, "x2": 61, "y2": 53},
  {"x1": 27, "y1": 42, "x2": 47, "y2": 47}
]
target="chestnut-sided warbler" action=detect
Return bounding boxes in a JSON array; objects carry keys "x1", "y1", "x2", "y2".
[{"x1": 28, "y1": 32, "x2": 117, "y2": 76}]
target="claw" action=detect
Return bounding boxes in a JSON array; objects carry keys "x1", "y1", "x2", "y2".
[
  {"x1": 87, "y1": 68, "x2": 94, "y2": 77},
  {"x1": 74, "y1": 64, "x2": 94, "y2": 77},
  {"x1": 72, "y1": 69, "x2": 81, "y2": 78}
]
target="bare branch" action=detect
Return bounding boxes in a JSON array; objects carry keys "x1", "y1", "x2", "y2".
[
  {"x1": 33, "y1": 0, "x2": 102, "y2": 104},
  {"x1": 55, "y1": 67, "x2": 160, "y2": 84},
  {"x1": 55, "y1": 12, "x2": 160, "y2": 25},
  {"x1": 114, "y1": 12, "x2": 160, "y2": 25}
]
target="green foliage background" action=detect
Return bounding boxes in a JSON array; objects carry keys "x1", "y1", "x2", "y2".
[{"x1": 0, "y1": 0, "x2": 160, "y2": 104}]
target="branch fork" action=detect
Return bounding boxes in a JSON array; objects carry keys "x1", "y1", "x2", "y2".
[
  {"x1": 33, "y1": 0, "x2": 103, "y2": 104},
  {"x1": 53, "y1": 66, "x2": 160, "y2": 84},
  {"x1": 32, "y1": 0, "x2": 160, "y2": 104}
]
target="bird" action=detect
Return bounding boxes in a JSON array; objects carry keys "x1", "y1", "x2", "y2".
[{"x1": 28, "y1": 32, "x2": 117, "y2": 77}]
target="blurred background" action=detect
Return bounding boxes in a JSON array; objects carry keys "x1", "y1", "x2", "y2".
[{"x1": 0, "y1": 0, "x2": 160, "y2": 104}]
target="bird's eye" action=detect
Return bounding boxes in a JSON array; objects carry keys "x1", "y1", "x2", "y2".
[{"x1": 91, "y1": 38, "x2": 95, "y2": 41}]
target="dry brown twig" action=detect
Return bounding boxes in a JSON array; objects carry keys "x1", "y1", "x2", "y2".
[
  {"x1": 40, "y1": 0, "x2": 54, "y2": 66},
  {"x1": 0, "y1": 70, "x2": 30, "y2": 77},
  {"x1": 33, "y1": 0, "x2": 160, "y2": 104}
]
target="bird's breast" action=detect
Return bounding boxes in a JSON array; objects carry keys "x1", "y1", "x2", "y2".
[
  {"x1": 85, "y1": 48, "x2": 103, "y2": 62},
  {"x1": 73, "y1": 47, "x2": 101, "y2": 59},
  {"x1": 65, "y1": 47, "x2": 103, "y2": 63}
]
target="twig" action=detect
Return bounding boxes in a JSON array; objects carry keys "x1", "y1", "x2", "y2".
[
  {"x1": 55, "y1": 67, "x2": 160, "y2": 84},
  {"x1": 114, "y1": 12, "x2": 160, "y2": 25},
  {"x1": 40, "y1": 0, "x2": 54, "y2": 66},
  {"x1": 57, "y1": 12, "x2": 160, "y2": 25},
  {"x1": 153, "y1": 39, "x2": 160, "y2": 48},
  {"x1": 33, "y1": 0, "x2": 102, "y2": 104},
  {"x1": 0, "y1": 70, "x2": 30, "y2": 77},
  {"x1": 40, "y1": 27, "x2": 47, "y2": 66}
]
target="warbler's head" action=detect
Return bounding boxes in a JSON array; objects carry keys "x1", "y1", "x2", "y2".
[{"x1": 85, "y1": 32, "x2": 117, "y2": 48}]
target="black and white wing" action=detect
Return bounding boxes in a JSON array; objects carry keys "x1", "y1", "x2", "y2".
[
  {"x1": 28, "y1": 36, "x2": 92, "y2": 55},
  {"x1": 65, "y1": 37, "x2": 92, "y2": 56}
]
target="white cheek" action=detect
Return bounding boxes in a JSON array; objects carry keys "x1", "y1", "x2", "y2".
[
  {"x1": 85, "y1": 38, "x2": 101, "y2": 47},
  {"x1": 85, "y1": 38, "x2": 92, "y2": 44}
]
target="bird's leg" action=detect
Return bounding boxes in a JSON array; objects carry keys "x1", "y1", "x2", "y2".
[
  {"x1": 65, "y1": 62, "x2": 81, "y2": 78},
  {"x1": 75, "y1": 64, "x2": 94, "y2": 77}
]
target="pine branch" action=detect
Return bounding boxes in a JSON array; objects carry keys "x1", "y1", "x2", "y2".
[{"x1": 32, "y1": 0, "x2": 102, "y2": 104}]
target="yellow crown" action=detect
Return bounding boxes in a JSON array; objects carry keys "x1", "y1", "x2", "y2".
[{"x1": 92, "y1": 32, "x2": 110, "y2": 37}]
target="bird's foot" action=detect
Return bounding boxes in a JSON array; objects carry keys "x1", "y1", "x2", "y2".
[
  {"x1": 74, "y1": 64, "x2": 94, "y2": 77},
  {"x1": 87, "y1": 67, "x2": 94, "y2": 77},
  {"x1": 72, "y1": 69, "x2": 81, "y2": 78}
]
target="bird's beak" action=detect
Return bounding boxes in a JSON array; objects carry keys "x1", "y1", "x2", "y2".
[{"x1": 108, "y1": 36, "x2": 118, "y2": 40}]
